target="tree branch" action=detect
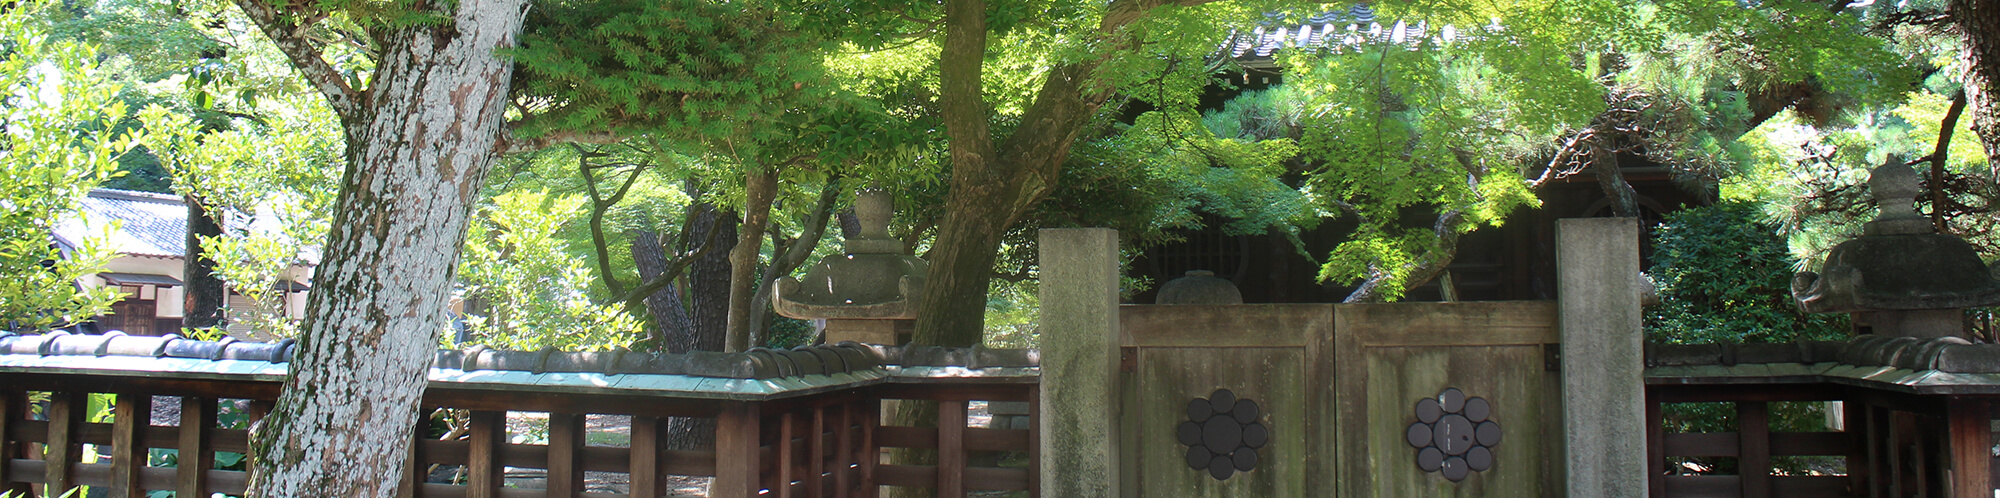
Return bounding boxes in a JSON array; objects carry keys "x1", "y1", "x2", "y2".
[
  {"x1": 1924, "y1": 88, "x2": 1967, "y2": 232},
  {"x1": 229, "y1": 0, "x2": 364, "y2": 123},
  {"x1": 578, "y1": 145, "x2": 651, "y2": 296},
  {"x1": 499, "y1": 126, "x2": 624, "y2": 155},
  {"x1": 747, "y1": 177, "x2": 842, "y2": 347}
]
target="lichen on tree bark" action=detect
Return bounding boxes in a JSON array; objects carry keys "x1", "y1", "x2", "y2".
[{"x1": 240, "y1": 0, "x2": 527, "y2": 493}]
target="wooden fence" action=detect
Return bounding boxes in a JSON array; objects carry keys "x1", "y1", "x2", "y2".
[
  {"x1": 0, "y1": 349, "x2": 1038, "y2": 498},
  {"x1": 1646, "y1": 384, "x2": 1855, "y2": 497},
  {"x1": 1646, "y1": 382, "x2": 1996, "y2": 497}
]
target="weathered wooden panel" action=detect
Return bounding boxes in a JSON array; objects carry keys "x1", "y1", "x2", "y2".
[
  {"x1": 1362, "y1": 345, "x2": 1563, "y2": 497},
  {"x1": 1339, "y1": 302, "x2": 1558, "y2": 347},
  {"x1": 1120, "y1": 304, "x2": 1331, "y2": 348},
  {"x1": 1129, "y1": 347, "x2": 1305, "y2": 497},
  {"x1": 1333, "y1": 301, "x2": 1564, "y2": 497}
]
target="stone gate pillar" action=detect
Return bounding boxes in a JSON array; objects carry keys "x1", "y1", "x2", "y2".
[
  {"x1": 1038, "y1": 228, "x2": 1121, "y2": 498},
  {"x1": 1557, "y1": 217, "x2": 1647, "y2": 496}
]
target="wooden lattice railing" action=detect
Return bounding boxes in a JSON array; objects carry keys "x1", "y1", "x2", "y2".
[
  {"x1": 0, "y1": 333, "x2": 1039, "y2": 498},
  {"x1": 1646, "y1": 384, "x2": 1856, "y2": 497}
]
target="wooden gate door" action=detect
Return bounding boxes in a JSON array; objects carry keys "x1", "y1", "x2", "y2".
[
  {"x1": 1117, "y1": 304, "x2": 1326, "y2": 497},
  {"x1": 1329, "y1": 301, "x2": 1564, "y2": 497},
  {"x1": 1116, "y1": 301, "x2": 1564, "y2": 497}
]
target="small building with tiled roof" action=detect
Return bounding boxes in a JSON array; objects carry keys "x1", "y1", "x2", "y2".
[{"x1": 53, "y1": 188, "x2": 314, "y2": 337}]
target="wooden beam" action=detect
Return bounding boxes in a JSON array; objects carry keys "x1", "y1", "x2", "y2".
[
  {"x1": 1119, "y1": 304, "x2": 1329, "y2": 347},
  {"x1": 0, "y1": 390, "x2": 18, "y2": 493},
  {"x1": 938, "y1": 400, "x2": 965, "y2": 497},
  {"x1": 860, "y1": 398, "x2": 878, "y2": 498},
  {"x1": 713, "y1": 401, "x2": 762, "y2": 498},
  {"x1": 44, "y1": 391, "x2": 83, "y2": 496},
  {"x1": 1738, "y1": 401, "x2": 1770, "y2": 498},
  {"x1": 1949, "y1": 397, "x2": 1990, "y2": 498},
  {"x1": 1343, "y1": 301, "x2": 1559, "y2": 346},
  {"x1": 835, "y1": 400, "x2": 852, "y2": 498},
  {"x1": 176, "y1": 396, "x2": 215, "y2": 497},
  {"x1": 1645, "y1": 395, "x2": 1664, "y2": 498},
  {"x1": 1842, "y1": 400, "x2": 1870, "y2": 497},
  {"x1": 466, "y1": 410, "x2": 504, "y2": 498},
  {"x1": 809, "y1": 406, "x2": 826, "y2": 498},
  {"x1": 110, "y1": 394, "x2": 151, "y2": 497},
  {"x1": 630, "y1": 415, "x2": 661, "y2": 498},
  {"x1": 1028, "y1": 386, "x2": 1040, "y2": 498},
  {"x1": 778, "y1": 411, "x2": 795, "y2": 498},
  {"x1": 546, "y1": 412, "x2": 585, "y2": 497}
]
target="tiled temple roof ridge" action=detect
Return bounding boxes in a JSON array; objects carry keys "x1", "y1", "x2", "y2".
[{"x1": 1222, "y1": 4, "x2": 1487, "y2": 63}]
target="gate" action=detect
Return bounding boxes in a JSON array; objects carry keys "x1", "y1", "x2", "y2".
[{"x1": 1115, "y1": 301, "x2": 1565, "y2": 497}]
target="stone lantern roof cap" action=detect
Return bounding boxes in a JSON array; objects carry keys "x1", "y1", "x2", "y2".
[{"x1": 1791, "y1": 160, "x2": 2000, "y2": 313}]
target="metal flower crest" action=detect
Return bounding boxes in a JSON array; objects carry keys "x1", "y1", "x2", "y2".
[
  {"x1": 1406, "y1": 387, "x2": 1501, "y2": 482},
  {"x1": 1177, "y1": 389, "x2": 1267, "y2": 480}
]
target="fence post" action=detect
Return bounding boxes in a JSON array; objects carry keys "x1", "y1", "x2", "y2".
[
  {"x1": 714, "y1": 401, "x2": 763, "y2": 498},
  {"x1": 45, "y1": 391, "x2": 83, "y2": 495},
  {"x1": 1557, "y1": 217, "x2": 1647, "y2": 496},
  {"x1": 111, "y1": 394, "x2": 152, "y2": 498},
  {"x1": 1037, "y1": 228, "x2": 1120, "y2": 498}
]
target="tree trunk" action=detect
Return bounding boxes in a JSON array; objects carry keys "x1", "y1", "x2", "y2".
[
  {"x1": 911, "y1": 0, "x2": 1004, "y2": 348},
  {"x1": 243, "y1": 1, "x2": 523, "y2": 494},
  {"x1": 629, "y1": 229, "x2": 692, "y2": 351},
  {"x1": 1590, "y1": 149, "x2": 1641, "y2": 217},
  {"x1": 724, "y1": 168, "x2": 778, "y2": 352},
  {"x1": 909, "y1": 0, "x2": 1157, "y2": 347},
  {"x1": 680, "y1": 195, "x2": 734, "y2": 355},
  {"x1": 668, "y1": 194, "x2": 734, "y2": 451},
  {"x1": 181, "y1": 197, "x2": 226, "y2": 330},
  {"x1": 1953, "y1": 0, "x2": 2000, "y2": 168}
]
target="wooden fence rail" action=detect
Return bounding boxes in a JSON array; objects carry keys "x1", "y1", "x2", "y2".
[
  {"x1": 1645, "y1": 383, "x2": 1967, "y2": 498},
  {"x1": 0, "y1": 370, "x2": 1038, "y2": 498}
]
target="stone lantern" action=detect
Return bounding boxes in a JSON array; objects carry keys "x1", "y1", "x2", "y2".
[
  {"x1": 1791, "y1": 159, "x2": 2000, "y2": 338},
  {"x1": 773, "y1": 189, "x2": 927, "y2": 345}
]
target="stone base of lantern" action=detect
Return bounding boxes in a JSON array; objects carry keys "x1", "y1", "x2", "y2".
[{"x1": 824, "y1": 318, "x2": 912, "y2": 346}]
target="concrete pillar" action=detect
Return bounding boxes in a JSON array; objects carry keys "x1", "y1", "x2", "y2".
[
  {"x1": 1038, "y1": 228, "x2": 1120, "y2": 498},
  {"x1": 1557, "y1": 217, "x2": 1646, "y2": 496}
]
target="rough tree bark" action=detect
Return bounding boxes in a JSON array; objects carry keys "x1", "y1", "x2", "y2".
[
  {"x1": 1591, "y1": 151, "x2": 1641, "y2": 217},
  {"x1": 680, "y1": 199, "x2": 734, "y2": 354},
  {"x1": 629, "y1": 229, "x2": 693, "y2": 350},
  {"x1": 236, "y1": 0, "x2": 525, "y2": 493},
  {"x1": 181, "y1": 197, "x2": 226, "y2": 329},
  {"x1": 1952, "y1": 0, "x2": 2000, "y2": 167},
  {"x1": 667, "y1": 196, "x2": 734, "y2": 451},
  {"x1": 723, "y1": 169, "x2": 778, "y2": 352}
]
